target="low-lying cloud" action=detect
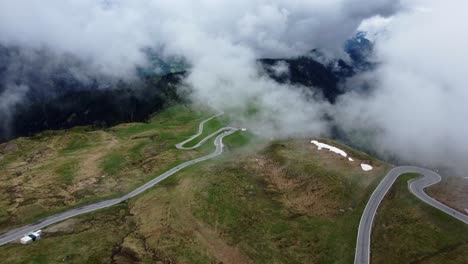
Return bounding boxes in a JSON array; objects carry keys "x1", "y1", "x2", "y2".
[
  {"x1": 5, "y1": 1, "x2": 468, "y2": 174},
  {"x1": 0, "y1": 0, "x2": 398, "y2": 137},
  {"x1": 336, "y1": 0, "x2": 468, "y2": 174},
  {"x1": 0, "y1": 84, "x2": 29, "y2": 138}
]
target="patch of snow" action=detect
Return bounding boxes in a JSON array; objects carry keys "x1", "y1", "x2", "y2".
[
  {"x1": 361, "y1": 164, "x2": 373, "y2": 171},
  {"x1": 311, "y1": 140, "x2": 347, "y2": 157},
  {"x1": 241, "y1": 128, "x2": 247, "y2": 132},
  {"x1": 348, "y1": 157, "x2": 354, "y2": 161}
]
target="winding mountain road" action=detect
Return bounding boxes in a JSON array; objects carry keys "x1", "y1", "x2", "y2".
[
  {"x1": 175, "y1": 112, "x2": 225, "y2": 150},
  {"x1": 0, "y1": 114, "x2": 237, "y2": 246},
  {"x1": 354, "y1": 166, "x2": 468, "y2": 264},
  {"x1": 2, "y1": 113, "x2": 466, "y2": 262}
]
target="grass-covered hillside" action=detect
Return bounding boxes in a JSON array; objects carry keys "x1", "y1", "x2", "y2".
[
  {"x1": 372, "y1": 174, "x2": 468, "y2": 264},
  {"x1": 0, "y1": 103, "x2": 390, "y2": 263},
  {"x1": 0, "y1": 105, "x2": 224, "y2": 232},
  {"x1": 0, "y1": 104, "x2": 465, "y2": 263}
]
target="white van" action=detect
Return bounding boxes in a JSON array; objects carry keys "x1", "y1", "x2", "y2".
[{"x1": 20, "y1": 230, "x2": 42, "y2": 244}]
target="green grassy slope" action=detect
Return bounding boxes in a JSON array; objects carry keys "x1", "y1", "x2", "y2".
[
  {"x1": 372, "y1": 174, "x2": 468, "y2": 263},
  {"x1": 0, "y1": 104, "x2": 226, "y2": 232},
  {"x1": 0, "y1": 105, "x2": 465, "y2": 263},
  {"x1": 0, "y1": 121, "x2": 391, "y2": 263}
]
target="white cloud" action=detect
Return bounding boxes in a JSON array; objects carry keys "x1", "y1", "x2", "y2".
[
  {"x1": 337, "y1": 0, "x2": 468, "y2": 174},
  {"x1": 358, "y1": 15, "x2": 393, "y2": 42},
  {"x1": 0, "y1": 0, "x2": 398, "y2": 139},
  {"x1": 0, "y1": 0, "x2": 399, "y2": 75}
]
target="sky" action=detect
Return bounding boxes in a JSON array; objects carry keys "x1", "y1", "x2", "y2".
[
  {"x1": 1, "y1": 0, "x2": 468, "y2": 174},
  {"x1": 0, "y1": 0, "x2": 399, "y2": 74}
]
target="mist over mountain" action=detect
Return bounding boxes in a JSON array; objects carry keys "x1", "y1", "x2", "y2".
[
  {"x1": 0, "y1": 41, "x2": 363, "y2": 142},
  {"x1": 0, "y1": 44, "x2": 185, "y2": 141},
  {"x1": 2, "y1": 0, "x2": 468, "y2": 175}
]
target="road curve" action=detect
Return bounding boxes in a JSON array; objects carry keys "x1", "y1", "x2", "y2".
[
  {"x1": 0, "y1": 114, "x2": 237, "y2": 246},
  {"x1": 175, "y1": 112, "x2": 224, "y2": 150},
  {"x1": 354, "y1": 166, "x2": 468, "y2": 264}
]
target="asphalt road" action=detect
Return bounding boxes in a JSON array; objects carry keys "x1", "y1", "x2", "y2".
[
  {"x1": 0, "y1": 114, "x2": 237, "y2": 246},
  {"x1": 354, "y1": 166, "x2": 468, "y2": 264},
  {"x1": 175, "y1": 112, "x2": 224, "y2": 150}
]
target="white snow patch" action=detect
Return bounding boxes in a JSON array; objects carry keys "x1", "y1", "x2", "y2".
[
  {"x1": 311, "y1": 140, "x2": 347, "y2": 157},
  {"x1": 348, "y1": 157, "x2": 354, "y2": 161},
  {"x1": 241, "y1": 128, "x2": 247, "y2": 132},
  {"x1": 361, "y1": 164, "x2": 373, "y2": 171}
]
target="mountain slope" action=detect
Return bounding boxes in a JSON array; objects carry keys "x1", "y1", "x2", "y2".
[
  {"x1": 260, "y1": 57, "x2": 341, "y2": 102},
  {"x1": 0, "y1": 105, "x2": 466, "y2": 263},
  {"x1": 0, "y1": 105, "x2": 390, "y2": 263},
  {"x1": 1, "y1": 41, "x2": 366, "y2": 142}
]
